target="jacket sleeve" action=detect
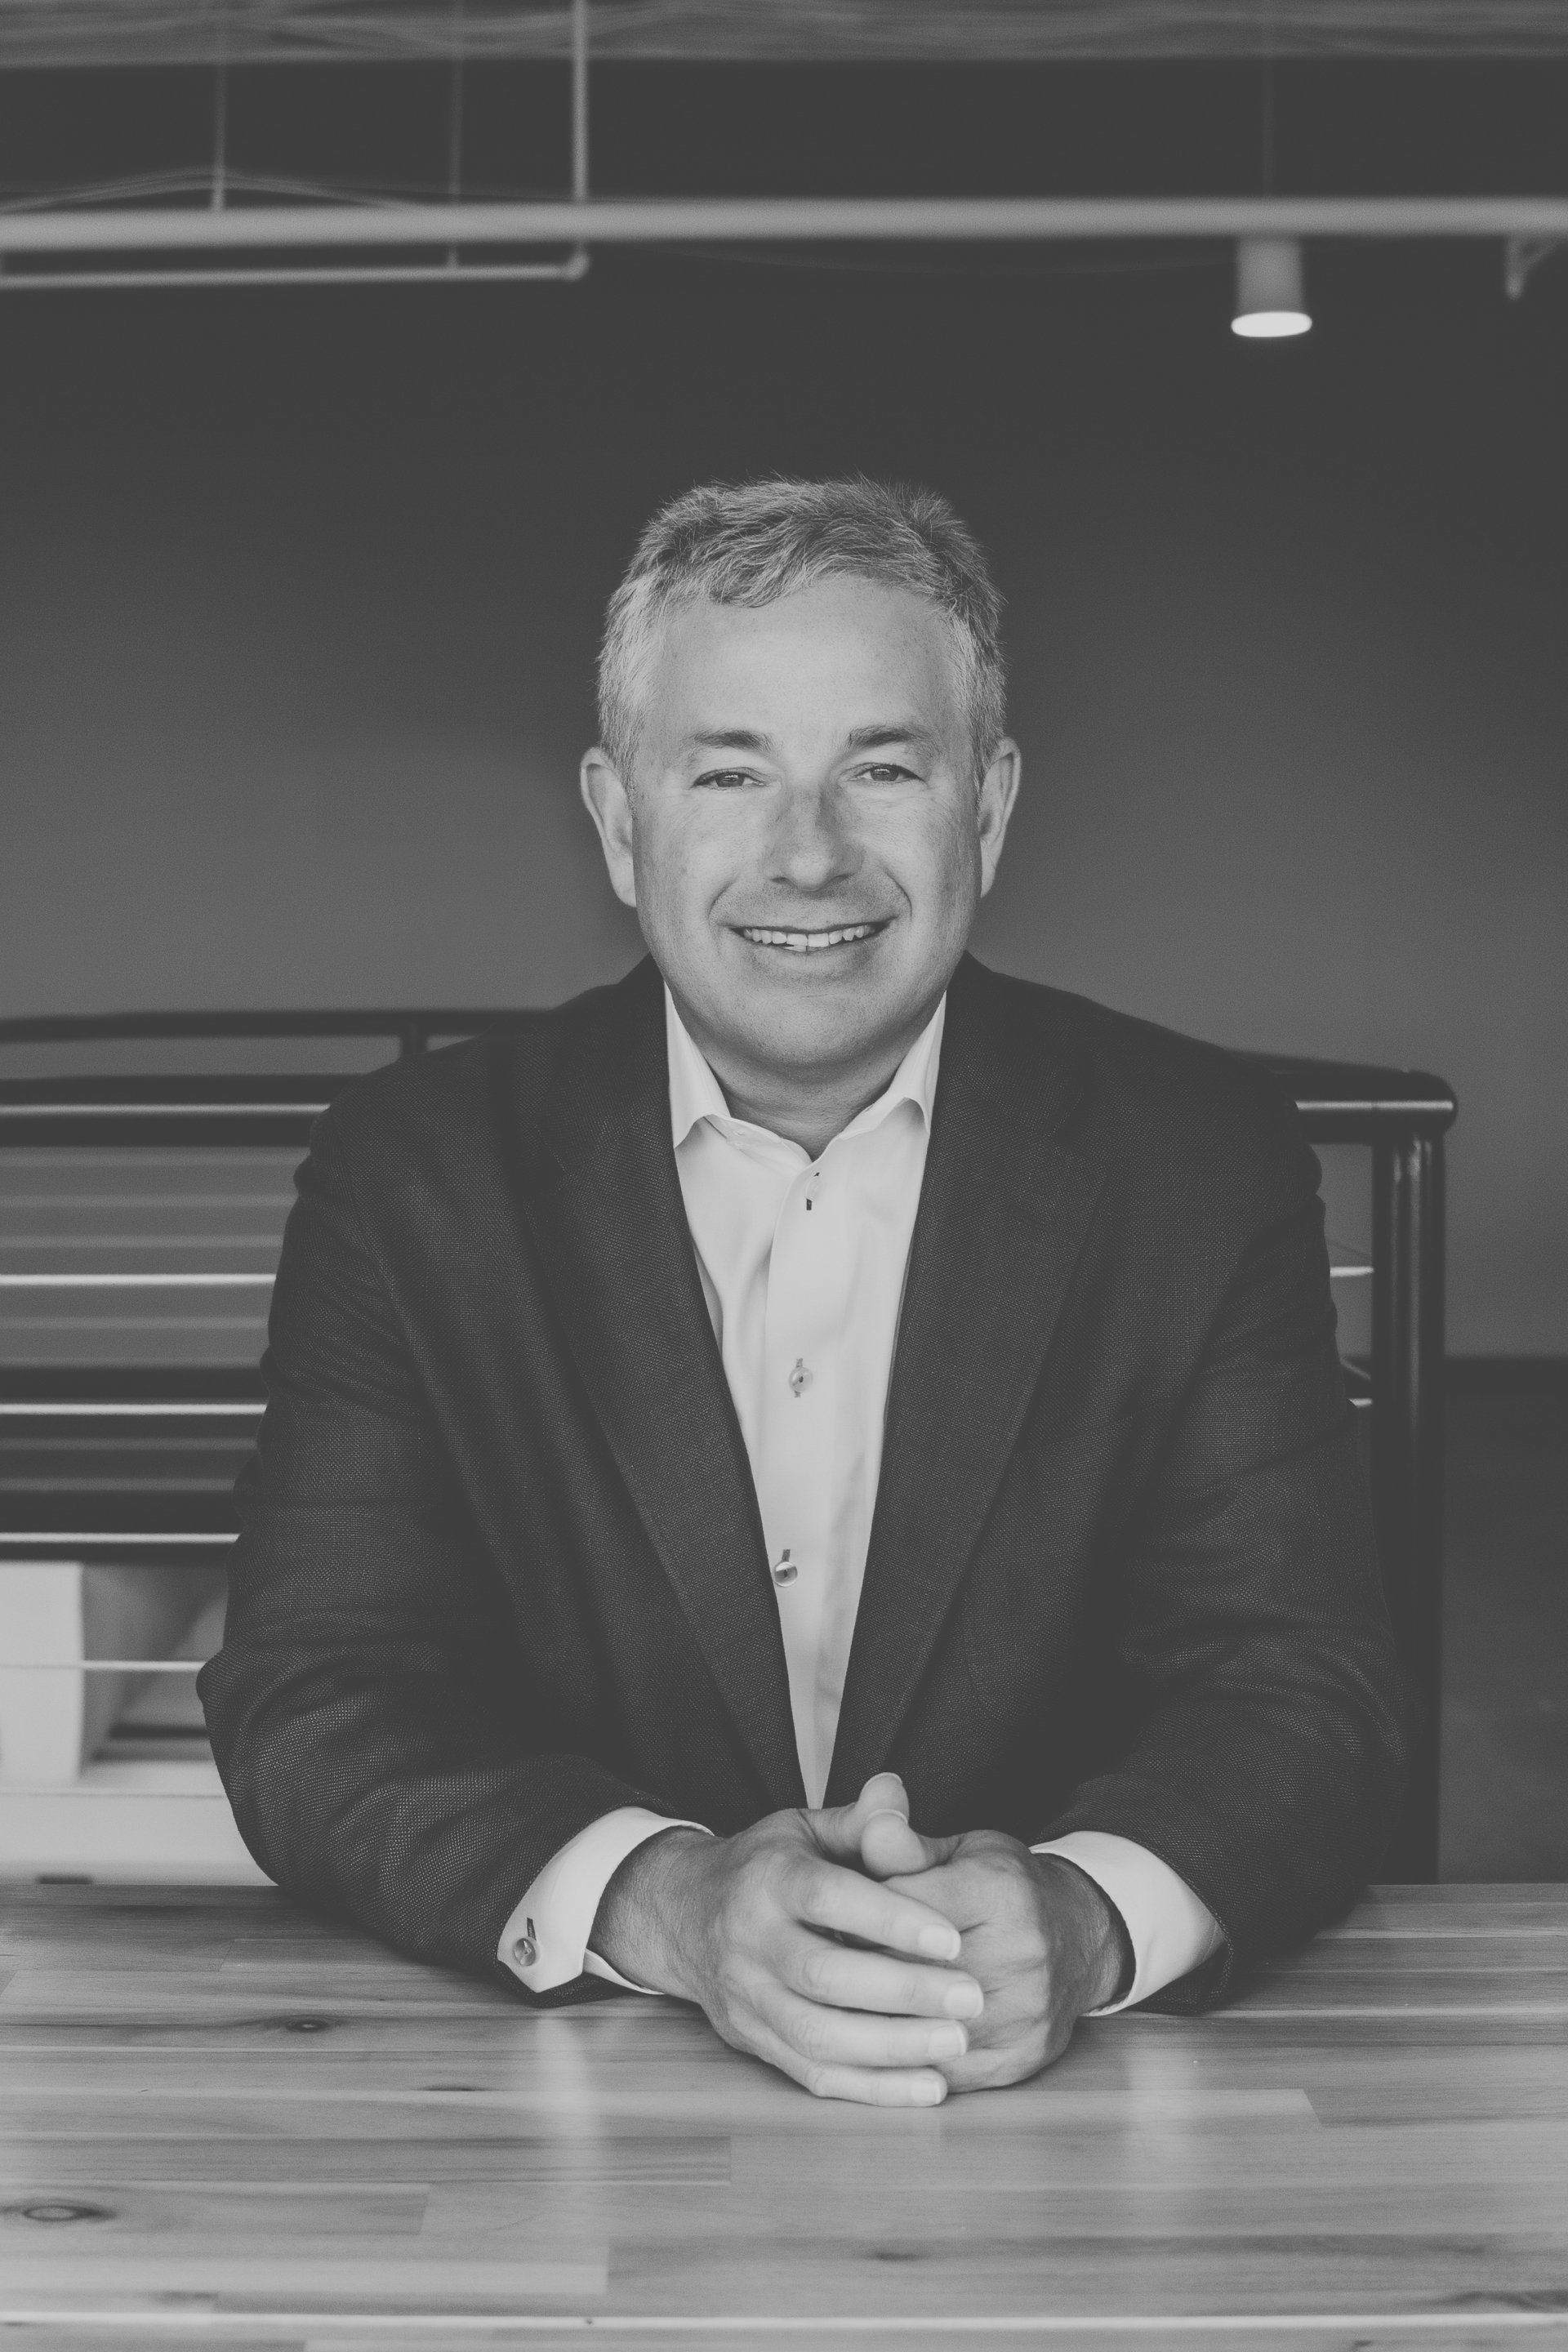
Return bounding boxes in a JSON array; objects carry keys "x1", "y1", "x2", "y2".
[
  {"x1": 198, "y1": 1108, "x2": 672, "y2": 2000},
  {"x1": 1039, "y1": 1101, "x2": 1408, "y2": 2007}
]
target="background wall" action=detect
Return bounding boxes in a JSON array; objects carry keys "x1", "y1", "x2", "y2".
[{"x1": 2, "y1": 241, "x2": 1565, "y2": 1352}]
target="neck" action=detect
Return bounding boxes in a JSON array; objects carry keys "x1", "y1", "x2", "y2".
[{"x1": 678, "y1": 1002, "x2": 938, "y2": 1160}]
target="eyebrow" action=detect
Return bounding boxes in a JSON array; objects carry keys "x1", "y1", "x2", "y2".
[
  {"x1": 841, "y1": 722, "x2": 940, "y2": 755},
  {"x1": 687, "y1": 729, "x2": 775, "y2": 753},
  {"x1": 683, "y1": 721, "x2": 939, "y2": 759}
]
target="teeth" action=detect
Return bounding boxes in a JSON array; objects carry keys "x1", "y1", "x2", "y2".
[{"x1": 741, "y1": 923, "x2": 880, "y2": 952}]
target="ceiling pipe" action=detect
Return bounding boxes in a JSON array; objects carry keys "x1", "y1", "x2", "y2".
[{"x1": 2, "y1": 193, "x2": 1568, "y2": 261}]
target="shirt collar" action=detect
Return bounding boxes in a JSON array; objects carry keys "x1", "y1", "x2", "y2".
[{"x1": 666, "y1": 982, "x2": 946, "y2": 1154}]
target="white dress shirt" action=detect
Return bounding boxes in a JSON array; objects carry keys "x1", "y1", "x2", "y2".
[{"x1": 500, "y1": 987, "x2": 1221, "y2": 2009}]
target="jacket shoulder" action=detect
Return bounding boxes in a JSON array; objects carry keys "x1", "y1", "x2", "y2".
[
  {"x1": 304, "y1": 968, "x2": 644, "y2": 1173},
  {"x1": 962, "y1": 960, "x2": 1316, "y2": 1198}
]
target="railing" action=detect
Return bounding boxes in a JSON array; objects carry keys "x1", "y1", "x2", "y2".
[
  {"x1": 0, "y1": 1012, "x2": 1457, "y2": 1882},
  {"x1": 1232, "y1": 1052, "x2": 1457, "y2": 1880}
]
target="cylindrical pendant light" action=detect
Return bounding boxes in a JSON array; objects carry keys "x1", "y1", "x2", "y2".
[{"x1": 1232, "y1": 236, "x2": 1312, "y2": 338}]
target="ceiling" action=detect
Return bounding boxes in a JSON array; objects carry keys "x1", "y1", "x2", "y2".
[{"x1": 3, "y1": 0, "x2": 1568, "y2": 69}]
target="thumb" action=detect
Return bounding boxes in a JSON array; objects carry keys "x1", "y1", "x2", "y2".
[
  {"x1": 809, "y1": 1771, "x2": 914, "y2": 1863},
  {"x1": 858, "y1": 1799, "x2": 960, "y2": 1882},
  {"x1": 812, "y1": 1773, "x2": 960, "y2": 1881}
]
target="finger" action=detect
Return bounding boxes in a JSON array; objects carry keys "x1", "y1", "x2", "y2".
[
  {"x1": 782, "y1": 1931, "x2": 984, "y2": 2020},
  {"x1": 768, "y1": 1987, "x2": 971, "y2": 2073},
  {"x1": 880, "y1": 1862, "x2": 986, "y2": 1931},
  {"x1": 857, "y1": 1771, "x2": 910, "y2": 1818},
  {"x1": 754, "y1": 2023, "x2": 951, "y2": 2108},
  {"x1": 859, "y1": 1809, "x2": 961, "y2": 1882},
  {"x1": 808, "y1": 1772, "x2": 911, "y2": 1864},
  {"x1": 790, "y1": 1856, "x2": 966, "y2": 1965},
  {"x1": 934, "y1": 2020, "x2": 1068, "y2": 2096}
]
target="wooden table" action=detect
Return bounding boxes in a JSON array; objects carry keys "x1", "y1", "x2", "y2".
[{"x1": 2, "y1": 1883, "x2": 1566, "y2": 2350}]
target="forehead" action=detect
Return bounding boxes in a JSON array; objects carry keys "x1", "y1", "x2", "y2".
[{"x1": 641, "y1": 576, "x2": 967, "y2": 752}]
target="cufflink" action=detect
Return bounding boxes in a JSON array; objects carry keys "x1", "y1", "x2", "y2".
[{"x1": 511, "y1": 1917, "x2": 537, "y2": 1969}]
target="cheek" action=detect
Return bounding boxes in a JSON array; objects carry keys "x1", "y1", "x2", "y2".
[
  {"x1": 893, "y1": 802, "x2": 980, "y2": 924},
  {"x1": 635, "y1": 812, "x2": 724, "y2": 922}
]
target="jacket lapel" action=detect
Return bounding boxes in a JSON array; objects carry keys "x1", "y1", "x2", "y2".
[
  {"x1": 825, "y1": 958, "x2": 1107, "y2": 1805},
  {"x1": 518, "y1": 959, "x2": 805, "y2": 1808}
]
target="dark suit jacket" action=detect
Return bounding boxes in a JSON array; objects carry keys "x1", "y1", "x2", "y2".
[{"x1": 200, "y1": 952, "x2": 1405, "y2": 2010}]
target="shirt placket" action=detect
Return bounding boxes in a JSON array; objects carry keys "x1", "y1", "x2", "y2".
[{"x1": 755, "y1": 1153, "x2": 843, "y2": 1807}]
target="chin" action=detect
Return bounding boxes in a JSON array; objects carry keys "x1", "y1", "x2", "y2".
[{"x1": 756, "y1": 986, "x2": 898, "y2": 1063}]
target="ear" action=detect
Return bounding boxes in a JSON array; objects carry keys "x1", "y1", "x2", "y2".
[
  {"x1": 976, "y1": 737, "x2": 1022, "y2": 898},
  {"x1": 580, "y1": 748, "x2": 639, "y2": 911}
]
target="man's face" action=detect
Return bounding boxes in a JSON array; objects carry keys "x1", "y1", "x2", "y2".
[{"x1": 581, "y1": 575, "x2": 1019, "y2": 1089}]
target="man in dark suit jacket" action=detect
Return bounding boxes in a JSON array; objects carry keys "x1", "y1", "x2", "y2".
[{"x1": 202, "y1": 476, "x2": 1405, "y2": 2107}]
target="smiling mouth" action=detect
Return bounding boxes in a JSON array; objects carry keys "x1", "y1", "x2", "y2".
[{"x1": 736, "y1": 920, "x2": 889, "y2": 955}]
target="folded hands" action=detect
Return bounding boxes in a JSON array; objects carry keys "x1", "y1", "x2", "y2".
[{"x1": 588, "y1": 1773, "x2": 1125, "y2": 2105}]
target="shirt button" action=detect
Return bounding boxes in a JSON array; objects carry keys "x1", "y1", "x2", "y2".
[
  {"x1": 511, "y1": 1920, "x2": 537, "y2": 1968},
  {"x1": 773, "y1": 1550, "x2": 799, "y2": 1586},
  {"x1": 788, "y1": 1357, "x2": 813, "y2": 1398}
]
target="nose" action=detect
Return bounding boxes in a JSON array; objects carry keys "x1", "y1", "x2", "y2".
[{"x1": 766, "y1": 780, "x2": 858, "y2": 896}]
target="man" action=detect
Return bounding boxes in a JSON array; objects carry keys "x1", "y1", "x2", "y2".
[{"x1": 202, "y1": 476, "x2": 1405, "y2": 2108}]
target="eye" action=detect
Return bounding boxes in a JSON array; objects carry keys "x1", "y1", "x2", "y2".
[
  {"x1": 693, "y1": 768, "x2": 762, "y2": 790},
  {"x1": 852, "y1": 763, "x2": 920, "y2": 784}
]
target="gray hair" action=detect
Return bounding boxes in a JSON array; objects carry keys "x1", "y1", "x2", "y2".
[{"x1": 596, "y1": 475, "x2": 1007, "y2": 782}]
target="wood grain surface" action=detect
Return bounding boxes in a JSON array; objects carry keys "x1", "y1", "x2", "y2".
[{"x1": 2, "y1": 1882, "x2": 1566, "y2": 2350}]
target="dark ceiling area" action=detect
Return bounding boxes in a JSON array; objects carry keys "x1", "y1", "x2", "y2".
[
  {"x1": 4, "y1": 0, "x2": 1568, "y2": 68},
  {"x1": 1, "y1": 56, "x2": 1565, "y2": 207}
]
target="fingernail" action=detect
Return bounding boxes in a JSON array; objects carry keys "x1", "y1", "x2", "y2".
[
  {"x1": 911, "y1": 2074, "x2": 946, "y2": 2105},
  {"x1": 928, "y1": 2024, "x2": 966, "y2": 2060},
  {"x1": 917, "y1": 1924, "x2": 961, "y2": 1960},
  {"x1": 943, "y1": 1981, "x2": 984, "y2": 2020}
]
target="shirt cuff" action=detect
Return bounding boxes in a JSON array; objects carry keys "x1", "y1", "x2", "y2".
[
  {"x1": 497, "y1": 1807, "x2": 710, "y2": 1996},
  {"x1": 1032, "y1": 1830, "x2": 1223, "y2": 2013}
]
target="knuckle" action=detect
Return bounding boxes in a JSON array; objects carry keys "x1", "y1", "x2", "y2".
[
  {"x1": 791, "y1": 2007, "x2": 834, "y2": 2062},
  {"x1": 793, "y1": 1867, "x2": 831, "y2": 1925},
  {"x1": 797, "y1": 1944, "x2": 836, "y2": 1998}
]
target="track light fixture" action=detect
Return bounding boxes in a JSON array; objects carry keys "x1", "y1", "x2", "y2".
[{"x1": 1232, "y1": 236, "x2": 1312, "y2": 339}]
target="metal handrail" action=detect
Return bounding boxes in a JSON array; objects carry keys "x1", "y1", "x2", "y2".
[
  {"x1": 0, "y1": 1007, "x2": 517, "y2": 1047},
  {"x1": 7, "y1": 1659, "x2": 205, "y2": 1673}
]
